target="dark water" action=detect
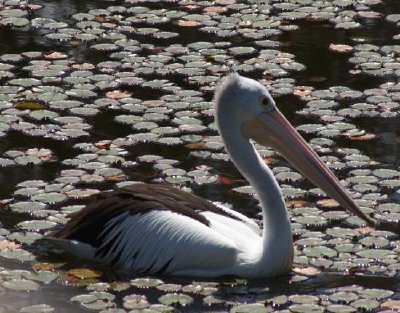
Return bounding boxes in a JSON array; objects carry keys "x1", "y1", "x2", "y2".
[{"x1": 0, "y1": 0, "x2": 399, "y2": 312}]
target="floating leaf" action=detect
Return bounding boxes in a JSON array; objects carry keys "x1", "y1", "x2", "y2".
[
  {"x1": 130, "y1": 278, "x2": 163, "y2": 288},
  {"x1": 106, "y1": 90, "x2": 132, "y2": 99},
  {"x1": 43, "y1": 51, "x2": 68, "y2": 59},
  {"x1": 292, "y1": 267, "x2": 321, "y2": 276},
  {"x1": 68, "y1": 268, "x2": 102, "y2": 279},
  {"x1": 230, "y1": 303, "x2": 270, "y2": 313},
  {"x1": 2, "y1": 279, "x2": 40, "y2": 291},
  {"x1": 32, "y1": 262, "x2": 65, "y2": 271},
  {"x1": 19, "y1": 304, "x2": 55, "y2": 313},
  {"x1": 158, "y1": 293, "x2": 194, "y2": 306},
  {"x1": 14, "y1": 100, "x2": 47, "y2": 110},
  {"x1": 176, "y1": 20, "x2": 202, "y2": 27},
  {"x1": 0, "y1": 239, "x2": 20, "y2": 250},
  {"x1": 123, "y1": 294, "x2": 149, "y2": 310},
  {"x1": 17, "y1": 220, "x2": 57, "y2": 231},
  {"x1": 329, "y1": 43, "x2": 353, "y2": 53},
  {"x1": 381, "y1": 300, "x2": 400, "y2": 310}
]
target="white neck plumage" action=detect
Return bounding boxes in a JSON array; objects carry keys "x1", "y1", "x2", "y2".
[{"x1": 217, "y1": 114, "x2": 294, "y2": 275}]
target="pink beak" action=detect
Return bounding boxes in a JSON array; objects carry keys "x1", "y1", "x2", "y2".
[{"x1": 241, "y1": 108, "x2": 376, "y2": 226}]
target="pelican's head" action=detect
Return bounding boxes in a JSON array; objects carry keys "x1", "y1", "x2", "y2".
[
  {"x1": 215, "y1": 73, "x2": 276, "y2": 124},
  {"x1": 215, "y1": 73, "x2": 376, "y2": 227}
]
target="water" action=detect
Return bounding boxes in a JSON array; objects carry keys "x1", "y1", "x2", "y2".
[{"x1": 0, "y1": 0, "x2": 399, "y2": 312}]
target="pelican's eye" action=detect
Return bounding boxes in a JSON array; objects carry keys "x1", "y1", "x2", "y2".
[{"x1": 259, "y1": 96, "x2": 274, "y2": 111}]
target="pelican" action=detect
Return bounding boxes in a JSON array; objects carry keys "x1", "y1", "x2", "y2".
[{"x1": 49, "y1": 73, "x2": 376, "y2": 278}]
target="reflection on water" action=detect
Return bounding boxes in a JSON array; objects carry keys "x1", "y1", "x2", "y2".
[{"x1": 0, "y1": 0, "x2": 399, "y2": 311}]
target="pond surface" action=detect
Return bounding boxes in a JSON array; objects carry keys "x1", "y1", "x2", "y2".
[{"x1": 0, "y1": 0, "x2": 399, "y2": 312}]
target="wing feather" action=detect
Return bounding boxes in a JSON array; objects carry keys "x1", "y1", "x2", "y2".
[{"x1": 96, "y1": 210, "x2": 237, "y2": 274}]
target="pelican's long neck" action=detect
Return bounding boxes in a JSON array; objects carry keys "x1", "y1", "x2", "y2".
[{"x1": 218, "y1": 116, "x2": 293, "y2": 274}]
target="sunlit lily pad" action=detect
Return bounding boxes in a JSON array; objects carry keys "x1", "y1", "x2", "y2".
[
  {"x1": 19, "y1": 304, "x2": 55, "y2": 313},
  {"x1": 68, "y1": 268, "x2": 102, "y2": 279},
  {"x1": 31, "y1": 192, "x2": 67, "y2": 204},
  {"x1": 350, "y1": 299, "x2": 379, "y2": 310},
  {"x1": 303, "y1": 246, "x2": 337, "y2": 258},
  {"x1": 123, "y1": 294, "x2": 150, "y2": 309},
  {"x1": 131, "y1": 278, "x2": 163, "y2": 288},
  {"x1": 8, "y1": 231, "x2": 42, "y2": 244},
  {"x1": 231, "y1": 303, "x2": 270, "y2": 313},
  {"x1": 158, "y1": 293, "x2": 193, "y2": 306},
  {"x1": 2, "y1": 279, "x2": 40, "y2": 291},
  {"x1": 289, "y1": 303, "x2": 324, "y2": 313},
  {"x1": 17, "y1": 220, "x2": 57, "y2": 231}
]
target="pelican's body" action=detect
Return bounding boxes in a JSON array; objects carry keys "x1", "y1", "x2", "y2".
[{"x1": 49, "y1": 74, "x2": 375, "y2": 278}]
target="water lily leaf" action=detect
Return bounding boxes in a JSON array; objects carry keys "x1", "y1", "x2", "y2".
[
  {"x1": 157, "y1": 283, "x2": 182, "y2": 292},
  {"x1": 2, "y1": 279, "x2": 40, "y2": 291},
  {"x1": 32, "y1": 262, "x2": 65, "y2": 271},
  {"x1": 106, "y1": 90, "x2": 132, "y2": 99},
  {"x1": 8, "y1": 231, "x2": 42, "y2": 244},
  {"x1": 350, "y1": 299, "x2": 379, "y2": 310},
  {"x1": 9, "y1": 78, "x2": 41, "y2": 87},
  {"x1": 329, "y1": 43, "x2": 353, "y2": 53},
  {"x1": 347, "y1": 133, "x2": 376, "y2": 141},
  {"x1": 43, "y1": 51, "x2": 68, "y2": 59},
  {"x1": 335, "y1": 21, "x2": 361, "y2": 29},
  {"x1": 19, "y1": 304, "x2": 55, "y2": 313},
  {"x1": 68, "y1": 268, "x2": 102, "y2": 279},
  {"x1": 0, "y1": 238, "x2": 20, "y2": 250},
  {"x1": 14, "y1": 100, "x2": 47, "y2": 110},
  {"x1": 1, "y1": 17, "x2": 30, "y2": 27},
  {"x1": 230, "y1": 303, "x2": 270, "y2": 313},
  {"x1": 289, "y1": 303, "x2": 324, "y2": 313},
  {"x1": 70, "y1": 294, "x2": 97, "y2": 303},
  {"x1": 17, "y1": 220, "x2": 57, "y2": 231},
  {"x1": 381, "y1": 300, "x2": 400, "y2": 310},
  {"x1": 358, "y1": 288, "x2": 393, "y2": 299},
  {"x1": 90, "y1": 43, "x2": 119, "y2": 52},
  {"x1": 130, "y1": 278, "x2": 163, "y2": 288},
  {"x1": 326, "y1": 304, "x2": 356, "y2": 313},
  {"x1": 24, "y1": 270, "x2": 58, "y2": 283},
  {"x1": 158, "y1": 293, "x2": 193, "y2": 306},
  {"x1": 317, "y1": 199, "x2": 340, "y2": 208},
  {"x1": 292, "y1": 267, "x2": 321, "y2": 276},
  {"x1": 329, "y1": 291, "x2": 359, "y2": 303},
  {"x1": 294, "y1": 87, "x2": 312, "y2": 97},
  {"x1": 356, "y1": 249, "x2": 394, "y2": 259},
  {"x1": 373, "y1": 169, "x2": 400, "y2": 179},
  {"x1": 303, "y1": 246, "x2": 337, "y2": 258},
  {"x1": 123, "y1": 294, "x2": 150, "y2": 309},
  {"x1": 177, "y1": 20, "x2": 202, "y2": 27},
  {"x1": 32, "y1": 192, "x2": 67, "y2": 204}
]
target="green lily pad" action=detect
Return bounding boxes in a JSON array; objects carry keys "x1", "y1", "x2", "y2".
[
  {"x1": 326, "y1": 305, "x2": 356, "y2": 313},
  {"x1": 303, "y1": 246, "x2": 337, "y2": 258},
  {"x1": 17, "y1": 220, "x2": 57, "y2": 231},
  {"x1": 20, "y1": 304, "x2": 55, "y2": 313},
  {"x1": 158, "y1": 293, "x2": 193, "y2": 306},
  {"x1": 230, "y1": 303, "x2": 271, "y2": 313},
  {"x1": 130, "y1": 278, "x2": 163, "y2": 288},
  {"x1": 2, "y1": 279, "x2": 40, "y2": 291},
  {"x1": 350, "y1": 299, "x2": 379, "y2": 310},
  {"x1": 289, "y1": 303, "x2": 324, "y2": 313},
  {"x1": 330, "y1": 291, "x2": 359, "y2": 303}
]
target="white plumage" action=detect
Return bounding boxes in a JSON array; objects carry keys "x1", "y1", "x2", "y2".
[{"x1": 49, "y1": 73, "x2": 375, "y2": 278}]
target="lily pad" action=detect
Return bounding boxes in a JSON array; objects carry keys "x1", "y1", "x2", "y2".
[
  {"x1": 2, "y1": 279, "x2": 40, "y2": 291},
  {"x1": 158, "y1": 293, "x2": 193, "y2": 306}
]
